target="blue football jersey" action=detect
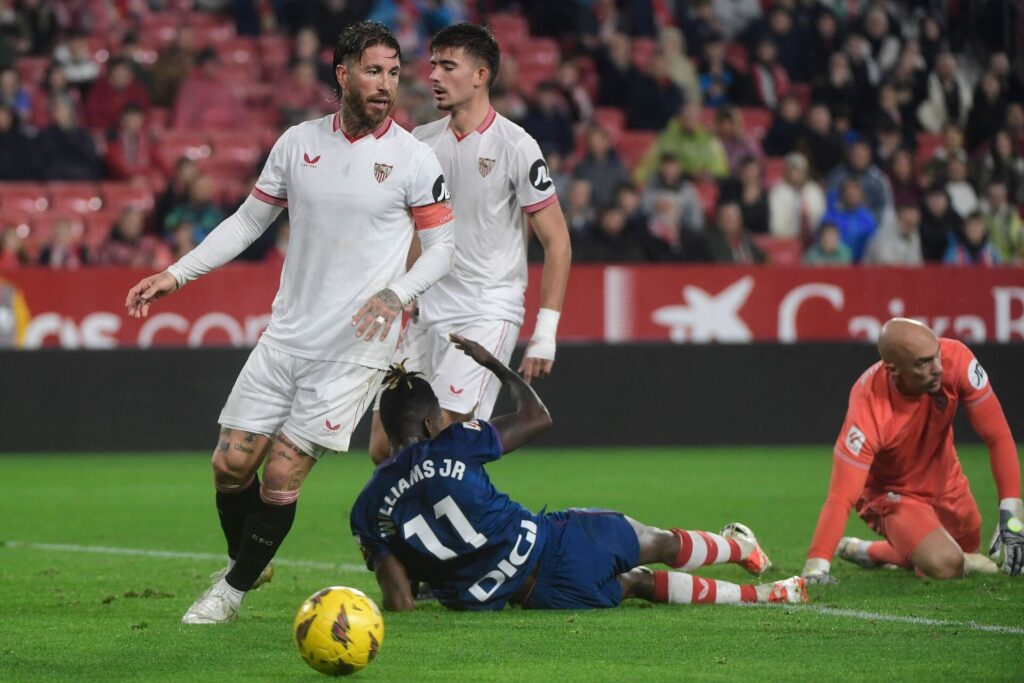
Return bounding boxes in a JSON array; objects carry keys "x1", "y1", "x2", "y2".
[{"x1": 350, "y1": 420, "x2": 546, "y2": 611}]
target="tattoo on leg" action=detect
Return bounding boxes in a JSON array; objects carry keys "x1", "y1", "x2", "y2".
[
  {"x1": 233, "y1": 443, "x2": 255, "y2": 455},
  {"x1": 276, "y1": 433, "x2": 306, "y2": 457},
  {"x1": 217, "y1": 440, "x2": 230, "y2": 453},
  {"x1": 274, "y1": 448, "x2": 293, "y2": 462},
  {"x1": 244, "y1": 433, "x2": 256, "y2": 444}
]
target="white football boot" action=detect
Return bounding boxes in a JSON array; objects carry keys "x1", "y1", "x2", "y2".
[
  {"x1": 720, "y1": 522, "x2": 773, "y2": 575},
  {"x1": 181, "y1": 579, "x2": 243, "y2": 624}
]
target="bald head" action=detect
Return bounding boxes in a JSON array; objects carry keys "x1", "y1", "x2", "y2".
[{"x1": 878, "y1": 318, "x2": 943, "y2": 395}]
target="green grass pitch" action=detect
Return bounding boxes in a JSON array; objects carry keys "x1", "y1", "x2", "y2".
[{"x1": 2, "y1": 447, "x2": 1022, "y2": 682}]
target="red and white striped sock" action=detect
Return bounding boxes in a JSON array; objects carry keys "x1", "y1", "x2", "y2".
[
  {"x1": 669, "y1": 529, "x2": 743, "y2": 570},
  {"x1": 651, "y1": 571, "x2": 757, "y2": 605}
]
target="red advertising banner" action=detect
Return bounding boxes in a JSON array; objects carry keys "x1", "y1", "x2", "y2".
[{"x1": 1, "y1": 264, "x2": 1022, "y2": 348}]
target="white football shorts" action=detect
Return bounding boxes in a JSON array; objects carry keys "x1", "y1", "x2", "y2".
[
  {"x1": 385, "y1": 317, "x2": 520, "y2": 418},
  {"x1": 220, "y1": 342, "x2": 384, "y2": 458}
]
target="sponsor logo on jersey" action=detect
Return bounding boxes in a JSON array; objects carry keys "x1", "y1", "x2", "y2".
[
  {"x1": 432, "y1": 175, "x2": 451, "y2": 203},
  {"x1": 844, "y1": 425, "x2": 866, "y2": 456},
  {"x1": 529, "y1": 159, "x2": 552, "y2": 191},
  {"x1": 967, "y1": 359, "x2": 988, "y2": 390},
  {"x1": 302, "y1": 152, "x2": 321, "y2": 167},
  {"x1": 478, "y1": 157, "x2": 496, "y2": 177},
  {"x1": 325, "y1": 419, "x2": 342, "y2": 432},
  {"x1": 373, "y1": 162, "x2": 393, "y2": 183}
]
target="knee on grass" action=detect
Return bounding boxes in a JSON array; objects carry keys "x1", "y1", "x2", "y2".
[{"x1": 917, "y1": 548, "x2": 964, "y2": 580}]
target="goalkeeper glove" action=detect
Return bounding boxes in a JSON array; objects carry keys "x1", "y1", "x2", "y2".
[
  {"x1": 801, "y1": 557, "x2": 838, "y2": 585},
  {"x1": 987, "y1": 498, "x2": 1024, "y2": 576}
]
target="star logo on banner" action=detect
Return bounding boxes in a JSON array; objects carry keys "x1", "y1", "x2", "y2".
[{"x1": 651, "y1": 276, "x2": 754, "y2": 342}]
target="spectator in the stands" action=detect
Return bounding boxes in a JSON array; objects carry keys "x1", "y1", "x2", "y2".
[
  {"x1": 719, "y1": 156, "x2": 768, "y2": 234},
  {"x1": 292, "y1": 26, "x2": 335, "y2": 87},
  {"x1": 797, "y1": 103, "x2": 844, "y2": 179},
  {"x1": 826, "y1": 138, "x2": 893, "y2": 222},
  {"x1": 802, "y1": 221, "x2": 852, "y2": 266},
  {"x1": 32, "y1": 63, "x2": 82, "y2": 130},
  {"x1": 974, "y1": 130, "x2": 1024, "y2": 205},
  {"x1": 84, "y1": 57, "x2": 151, "y2": 131},
  {"x1": 626, "y1": 52, "x2": 684, "y2": 131},
  {"x1": 555, "y1": 60, "x2": 594, "y2": 125},
  {"x1": 98, "y1": 206, "x2": 171, "y2": 268},
  {"x1": 768, "y1": 151, "x2": 826, "y2": 243},
  {"x1": 886, "y1": 148, "x2": 922, "y2": 208},
  {"x1": 944, "y1": 153, "x2": 977, "y2": 218},
  {"x1": 644, "y1": 190, "x2": 708, "y2": 262},
  {"x1": 679, "y1": 0, "x2": 720, "y2": 59},
  {"x1": 982, "y1": 180, "x2": 1024, "y2": 265},
  {"x1": 711, "y1": 0, "x2": 761, "y2": 40},
  {"x1": 761, "y1": 7, "x2": 805, "y2": 83},
  {"x1": 173, "y1": 47, "x2": 247, "y2": 129},
  {"x1": 53, "y1": 32, "x2": 101, "y2": 90},
  {"x1": 0, "y1": 225, "x2": 30, "y2": 267},
  {"x1": 918, "y1": 184, "x2": 960, "y2": 262},
  {"x1": 745, "y1": 37, "x2": 790, "y2": 110},
  {"x1": 965, "y1": 70, "x2": 1008, "y2": 153},
  {"x1": 595, "y1": 32, "x2": 638, "y2": 111},
  {"x1": 762, "y1": 93, "x2": 803, "y2": 157},
  {"x1": 715, "y1": 105, "x2": 763, "y2": 176},
  {"x1": 812, "y1": 52, "x2": 857, "y2": 120},
  {"x1": 841, "y1": 32, "x2": 880, "y2": 110},
  {"x1": 0, "y1": 104, "x2": 37, "y2": 180},
  {"x1": 563, "y1": 178, "x2": 596, "y2": 236},
  {"x1": 944, "y1": 211, "x2": 999, "y2": 266},
  {"x1": 917, "y1": 15, "x2": 945, "y2": 69},
  {"x1": 163, "y1": 174, "x2": 226, "y2": 244},
  {"x1": 615, "y1": 181, "x2": 651, "y2": 239},
  {"x1": 38, "y1": 217, "x2": 89, "y2": 269},
  {"x1": 155, "y1": 157, "x2": 200, "y2": 232},
  {"x1": 522, "y1": 81, "x2": 574, "y2": 157},
  {"x1": 573, "y1": 125, "x2": 628, "y2": 211},
  {"x1": 863, "y1": 203, "x2": 924, "y2": 266},
  {"x1": 105, "y1": 103, "x2": 153, "y2": 181},
  {"x1": 923, "y1": 123, "x2": 966, "y2": 184},
  {"x1": 821, "y1": 177, "x2": 878, "y2": 262},
  {"x1": 575, "y1": 205, "x2": 646, "y2": 263},
  {"x1": 988, "y1": 52, "x2": 1024, "y2": 104},
  {"x1": 641, "y1": 152, "x2": 705, "y2": 235},
  {"x1": 151, "y1": 25, "x2": 197, "y2": 108},
  {"x1": 806, "y1": 9, "x2": 842, "y2": 83},
  {"x1": 280, "y1": 59, "x2": 333, "y2": 126},
  {"x1": 917, "y1": 51, "x2": 972, "y2": 134},
  {"x1": 698, "y1": 34, "x2": 738, "y2": 107},
  {"x1": 705, "y1": 201, "x2": 764, "y2": 264},
  {"x1": 0, "y1": 67, "x2": 31, "y2": 122},
  {"x1": 862, "y1": 6, "x2": 901, "y2": 75},
  {"x1": 37, "y1": 96, "x2": 101, "y2": 180},
  {"x1": 19, "y1": 0, "x2": 58, "y2": 56},
  {"x1": 888, "y1": 42, "x2": 928, "y2": 127},
  {"x1": 870, "y1": 83, "x2": 909, "y2": 143},
  {"x1": 634, "y1": 102, "x2": 728, "y2": 184},
  {"x1": 659, "y1": 26, "x2": 701, "y2": 106},
  {"x1": 169, "y1": 221, "x2": 197, "y2": 262},
  {"x1": 873, "y1": 119, "x2": 903, "y2": 169}
]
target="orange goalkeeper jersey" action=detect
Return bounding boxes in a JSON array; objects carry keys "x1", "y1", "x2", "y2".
[{"x1": 807, "y1": 338, "x2": 1020, "y2": 560}]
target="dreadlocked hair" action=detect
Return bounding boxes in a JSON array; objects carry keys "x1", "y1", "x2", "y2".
[{"x1": 380, "y1": 360, "x2": 440, "y2": 439}]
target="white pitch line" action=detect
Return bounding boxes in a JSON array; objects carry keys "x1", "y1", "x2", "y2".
[
  {"x1": 3, "y1": 540, "x2": 366, "y2": 573},
  {"x1": 6, "y1": 541, "x2": 1024, "y2": 636}
]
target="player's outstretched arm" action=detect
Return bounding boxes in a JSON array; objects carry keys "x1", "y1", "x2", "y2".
[
  {"x1": 125, "y1": 271, "x2": 178, "y2": 318},
  {"x1": 521, "y1": 201, "x2": 571, "y2": 384},
  {"x1": 451, "y1": 333, "x2": 552, "y2": 453},
  {"x1": 374, "y1": 555, "x2": 415, "y2": 612}
]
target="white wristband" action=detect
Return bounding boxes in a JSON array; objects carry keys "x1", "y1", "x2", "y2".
[
  {"x1": 526, "y1": 308, "x2": 560, "y2": 361},
  {"x1": 802, "y1": 557, "x2": 831, "y2": 575},
  {"x1": 1000, "y1": 498, "x2": 1024, "y2": 518}
]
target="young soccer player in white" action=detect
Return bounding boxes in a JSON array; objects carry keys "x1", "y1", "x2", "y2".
[
  {"x1": 124, "y1": 22, "x2": 455, "y2": 624},
  {"x1": 367, "y1": 23, "x2": 572, "y2": 463}
]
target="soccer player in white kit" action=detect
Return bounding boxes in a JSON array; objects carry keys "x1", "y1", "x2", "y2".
[
  {"x1": 124, "y1": 22, "x2": 456, "y2": 624},
  {"x1": 367, "y1": 23, "x2": 572, "y2": 463}
]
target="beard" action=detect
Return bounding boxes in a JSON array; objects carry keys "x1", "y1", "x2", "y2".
[{"x1": 341, "y1": 81, "x2": 393, "y2": 136}]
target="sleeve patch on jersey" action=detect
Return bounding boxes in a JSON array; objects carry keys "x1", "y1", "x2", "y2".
[
  {"x1": 251, "y1": 186, "x2": 287, "y2": 207},
  {"x1": 844, "y1": 425, "x2": 867, "y2": 456},
  {"x1": 967, "y1": 359, "x2": 989, "y2": 391},
  {"x1": 411, "y1": 201, "x2": 454, "y2": 230},
  {"x1": 432, "y1": 175, "x2": 451, "y2": 203},
  {"x1": 529, "y1": 159, "x2": 553, "y2": 191}
]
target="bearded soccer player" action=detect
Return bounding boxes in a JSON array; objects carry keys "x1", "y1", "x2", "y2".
[
  {"x1": 351, "y1": 335, "x2": 808, "y2": 612},
  {"x1": 124, "y1": 22, "x2": 456, "y2": 624},
  {"x1": 802, "y1": 318, "x2": 1023, "y2": 583},
  {"x1": 366, "y1": 22, "x2": 572, "y2": 463}
]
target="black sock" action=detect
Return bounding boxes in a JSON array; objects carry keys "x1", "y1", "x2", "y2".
[
  {"x1": 215, "y1": 474, "x2": 261, "y2": 561},
  {"x1": 224, "y1": 498, "x2": 296, "y2": 591}
]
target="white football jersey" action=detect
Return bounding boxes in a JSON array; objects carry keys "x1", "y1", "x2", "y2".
[
  {"x1": 254, "y1": 112, "x2": 451, "y2": 368},
  {"x1": 412, "y1": 109, "x2": 557, "y2": 326}
]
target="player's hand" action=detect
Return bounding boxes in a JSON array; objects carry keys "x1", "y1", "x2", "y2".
[
  {"x1": 988, "y1": 498, "x2": 1024, "y2": 576},
  {"x1": 353, "y1": 288, "x2": 402, "y2": 341},
  {"x1": 519, "y1": 336, "x2": 555, "y2": 384},
  {"x1": 450, "y1": 333, "x2": 500, "y2": 370},
  {"x1": 801, "y1": 558, "x2": 838, "y2": 585},
  {"x1": 125, "y1": 271, "x2": 178, "y2": 318}
]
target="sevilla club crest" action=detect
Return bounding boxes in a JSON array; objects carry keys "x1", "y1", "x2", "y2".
[
  {"x1": 478, "y1": 157, "x2": 496, "y2": 177},
  {"x1": 373, "y1": 163, "x2": 393, "y2": 183}
]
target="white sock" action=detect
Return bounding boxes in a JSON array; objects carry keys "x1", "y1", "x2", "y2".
[
  {"x1": 215, "y1": 578, "x2": 245, "y2": 606},
  {"x1": 228, "y1": 558, "x2": 236, "y2": 571},
  {"x1": 850, "y1": 540, "x2": 872, "y2": 566}
]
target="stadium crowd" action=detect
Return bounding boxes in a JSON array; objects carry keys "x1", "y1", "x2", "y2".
[{"x1": 1, "y1": 0, "x2": 1023, "y2": 269}]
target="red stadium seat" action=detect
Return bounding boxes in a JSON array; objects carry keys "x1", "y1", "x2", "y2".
[
  {"x1": 615, "y1": 130, "x2": 657, "y2": 171},
  {"x1": 916, "y1": 132, "x2": 944, "y2": 166},
  {"x1": 517, "y1": 61, "x2": 558, "y2": 95},
  {"x1": 101, "y1": 182, "x2": 155, "y2": 211},
  {"x1": 738, "y1": 107, "x2": 772, "y2": 139},
  {"x1": 259, "y1": 35, "x2": 291, "y2": 77},
  {"x1": 154, "y1": 130, "x2": 212, "y2": 174},
  {"x1": 725, "y1": 43, "x2": 749, "y2": 73},
  {"x1": 210, "y1": 132, "x2": 262, "y2": 170},
  {"x1": 84, "y1": 210, "x2": 121, "y2": 250},
  {"x1": 0, "y1": 182, "x2": 48, "y2": 212},
  {"x1": 753, "y1": 235, "x2": 803, "y2": 265},
  {"x1": 146, "y1": 106, "x2": 171, "y2": 131},
  {"x1": 0, "y1": 208, "x2": 34, "y2": 232},
  {"x1": 47, "y1": 182, "x2": 103, "y2": 213},
  {"x1": 790, "y1": 83, "x2": 812, "y2": 110},
  {"x1": 763, "y1": 156, "x2": 786, "y2": 187},
  {"x1": 217, "y1": 37, "x2": 258, "y2": 68},
  {"x1": 488, "y1": 13, "x2": 529, "y2": 53},
  {"x1": 517, "y1": 38, "x2": 560, "y2": 69},
  {"x1": 694, "y1": 180, "x2": 719, "y2": 218},
  {"x1": 16, "y1": 56, "x2": 50, "y2": 88},
  {"x1": 193, "y1": 23, "x2": 237, "y2": 49},
  {"x1": 24, "y1": 212, "x2": 87, "y2": 251},
  {"x1": 593, "y1": 107, "x2": 626, "y2": 137}
]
